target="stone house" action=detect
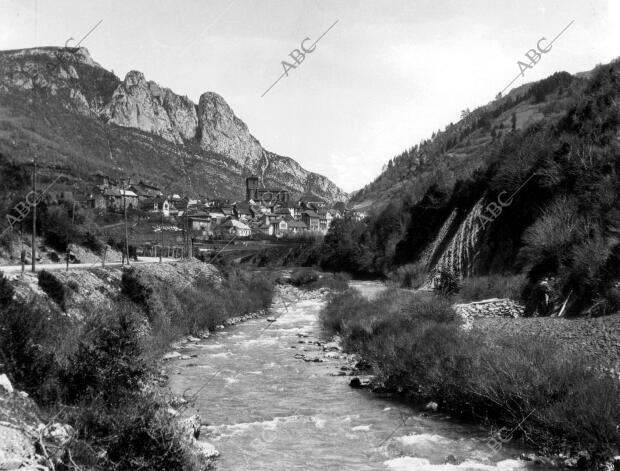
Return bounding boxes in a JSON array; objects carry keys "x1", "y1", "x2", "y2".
[
  {"x1": 103, "y1": 188, "x2": 139, "y2": 212},
  {"x1": 87, "y1": 191, "x2": 107, "y2": 211},
  {"x1": 215, "y1": 219, "x2": 251, "y2": 238},
  {"x1": 141, "y1": 197, "x2": 170, "y2": 217},
  {"x1": 45, "y1": 185, "x2": 75, "y2": 205},
  {"x1": 286, "y1": 220, "x2": 307, "y2": 235},
  {"x1": 301, "y1": 211, "x2": 320, "y2": 232},
  {"x1": 188, "y1": 211, "x2": 212, "y2": 232}
]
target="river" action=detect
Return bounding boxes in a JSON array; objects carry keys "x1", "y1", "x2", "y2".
[{"x1": 168, "y1": 281, "x2": 552, "y2": 471}]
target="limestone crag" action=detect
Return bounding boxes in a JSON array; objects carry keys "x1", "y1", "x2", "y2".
[
  {"x1": 197, "y1": 92, "x2": 264, "y2": 169},
  {"x1": 104, "y1": 71, "x2": 199, "y2": 143},
  {"x1": 0, "y1": 46, "x2": 347, "y2": 202}
]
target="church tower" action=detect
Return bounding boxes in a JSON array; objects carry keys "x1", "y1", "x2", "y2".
[{"x1": 246, "y1": 175, "x2": 259, "y2": 201}]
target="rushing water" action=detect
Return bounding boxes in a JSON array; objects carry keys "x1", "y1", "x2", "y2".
[{"x1": 168, "y1": 281, "x2": 551, "y2": 471}]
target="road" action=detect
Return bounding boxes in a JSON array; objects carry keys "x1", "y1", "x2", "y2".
[{"x1": 0, "y1": 257, "x2": 178, "y2": 274}]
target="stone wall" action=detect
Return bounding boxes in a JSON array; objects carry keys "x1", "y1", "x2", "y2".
[{"x1": 453, "y1": 298, "x2": 525, "y2": 328}]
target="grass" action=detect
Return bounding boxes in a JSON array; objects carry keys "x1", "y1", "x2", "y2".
[
  {"x1": 121, "y1": 265, "x2": 275, "y2": 360},
  {"x1": 320, "y1": 288, "x2": 620, "y2": 464},
  {"x1": 456, "y1": 273, "x2": 527, "y2": 302}
]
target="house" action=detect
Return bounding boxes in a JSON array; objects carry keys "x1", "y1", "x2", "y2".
[
  {"x1": 103, "y1": 188, "x2": 139, "y2": 212},
  {"x1": 87, "y1": 191, "x2": 107, "y2": 211},
  {"x1": 286, "y1": 220, "x2": 307, "y2": 235},
  {"x1": 140, "y1": 197, "x2": 170, "y2": 217},
  {"x1": 130, "y1": 181, "x2": 163, "y2": 199},
  {"x1": 260, "y1": 214, "x2": 280, "y2": 226},
  {"x1": 345, "y1": 210, "x2": 367, "y2": 222},
  {"x1": 187, "y1": 211, "x2": 212, "y2": 232},
  {"x1": 317, "y1": 209, "x2": 333, "y2": 234},
  {"x1": 234, "y1": 202, "x2": 256, "y2": 222},
  {"x1": 46, "y1": 185, "x2": 75, "y2": 204},
  {"x1": 301, "y1": 211, "x2": 320, "y2": 232},
  {"x1": 214, "y1": 219, "x2": 251, "y2": 238},
  {"x1": 273, "y1": 218, "x2": 288, "y2": 237},
  {"x1": 259, "y1": 223, "x2": 273, "y2": 236},
  {"x1": 208, "y1": 210, "x2": 226, "y2": 225},
  {"x1": 318, "y1": 215, "x2": 328, "y2": 234}
]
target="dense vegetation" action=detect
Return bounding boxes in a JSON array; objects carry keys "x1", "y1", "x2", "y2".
[
  {"x1": 321, "y1": 288, "x2": 620, "y2": 465},
  {"x1": 0, "y1": 266, "x2": 275, "y2": 470},
  {"x1": 288, "y1": 267, "x2": 350, "y2": 291},
  {"x1": 318, "y1": 60, "x2": 620, "y2": 317}
]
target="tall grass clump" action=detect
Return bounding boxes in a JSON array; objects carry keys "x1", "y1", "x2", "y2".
[{"x1": 457, "y1": 274, "x2": 527, "y2": 302}]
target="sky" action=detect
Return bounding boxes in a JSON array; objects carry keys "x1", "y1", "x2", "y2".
[{"x1": 0, "y1": 0, "x2": 619, "y2": 192}]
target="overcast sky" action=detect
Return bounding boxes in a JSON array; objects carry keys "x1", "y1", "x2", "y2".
[{"x1": 1, "y1": 0, "x2": 618, "y2": 192}]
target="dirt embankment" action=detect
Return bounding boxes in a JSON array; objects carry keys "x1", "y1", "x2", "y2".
[
  {"x1": 1, "y1": 260, "x2": 223, "y2": 470},
  {"x1": 7, "y1": 259, "x2": 220, "y2": 317},
  {"x1": 474, "y1": 313, "x2": 620, "y2": 373},
  {"x1": 453, "y1": 297, "x2": 620, "y2": 374}
]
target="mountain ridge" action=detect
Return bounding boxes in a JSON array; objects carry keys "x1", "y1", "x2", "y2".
[{"x1": 0, "y1": 46, "x2": 347, "y2": 202}]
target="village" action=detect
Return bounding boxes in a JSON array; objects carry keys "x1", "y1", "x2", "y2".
[{"x1": 35, "y1": 173, "x2": 367, "y2": 260}]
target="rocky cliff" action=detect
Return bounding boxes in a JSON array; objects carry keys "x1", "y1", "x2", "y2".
[{"x1": 0, "y1": 47, "x2": 347, "y2": 202}]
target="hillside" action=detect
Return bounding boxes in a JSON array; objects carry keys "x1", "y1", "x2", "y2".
[
  {"x1": 321, "y1": 57, "x2": 620, "y2": 318},
  {"x1": 0, "y1": 47, "x2": 347, "y2": 202},
  {"x1": 349, "y1": 70, "x2": 586, "y2": 210}
]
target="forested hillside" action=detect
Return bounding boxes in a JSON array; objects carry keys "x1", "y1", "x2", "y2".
[{"x1": 328, "y1": 59, "x2": 620, "y2": 317}]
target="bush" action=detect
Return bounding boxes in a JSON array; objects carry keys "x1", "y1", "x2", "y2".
[
  {"x1": 457, "y1": 274, "x2": 527, "y2": 302},
  {"x1": 433, "y1": 269, "x2": 460, "y2": 297},
  {"x1": 58, "y1": 303, "x2": 192, "y2": 470},
  {"x1": 62, "y1": 303, "x2": 146, "y2": 406},
  {"x1": 121, "y1": 267, "x2": 153, "y2": 314},
  {"x1": 141, "y1": 269, "x2": 275, "y2": 356},
  {"x1": 290, "y1": 269, "x2": 350, "y2": 291},
  {"x1": 290, "y1": 268, "x2": 320, "y2": 287},
  {"x1": 0, "y1": 272, "x2": 14, "y2": 305},
  {"x1": 38, "y1": 270, "x2": 67, "y2": 310},
  {"x1": 81, "y1": 231, "x2": 104, "y2": 254},
  {"x1": 389, "y1": 262, "x2": 427, "y2": 288},
  {"x1": 0, "y1": 296, "x2": 68, "y2": 403}
]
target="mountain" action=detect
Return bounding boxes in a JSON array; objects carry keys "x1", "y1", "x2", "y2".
[{"x1": 0, "y1": 47, "x2": 347, "y2": 202}]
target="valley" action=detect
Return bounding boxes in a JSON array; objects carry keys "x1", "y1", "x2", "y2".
[{"x1": 1, "y1": 3, "x2": 619, "y2": 470}]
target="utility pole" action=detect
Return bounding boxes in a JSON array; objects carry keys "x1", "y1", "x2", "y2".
[
  {"x1": 121, "y1": 178, "x2": 130, "y2": 265},
  {"x1": 66, "y1": 227, "x2": 69, "y2": 271},
  {"x1": 159, "y1": 210, "x2": 163, "y2": 263},
  {"x1": 185, "y1": 208, "x2": 190, "y2": 258},
  {"x1": 67, "y1": 199, "x2": 77, "y2": 271},
  {"x1": 31, "y1": 156, "x2": 36, "y2": 273},
  {"x1": 20, "y1": 222, "x2": 24, "y2": 274}
]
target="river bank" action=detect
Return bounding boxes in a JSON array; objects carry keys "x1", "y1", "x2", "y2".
[
  {"x1": 320, "y1": 285, "x2": 620, "y2": 470},
  {"x1": 0, "y1": 260, "x2": 275, "y2": 470}
]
